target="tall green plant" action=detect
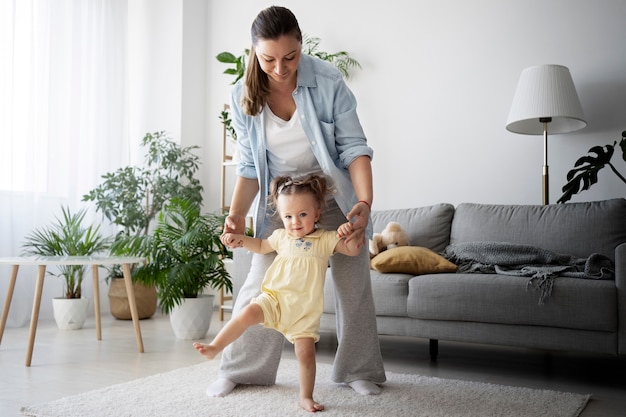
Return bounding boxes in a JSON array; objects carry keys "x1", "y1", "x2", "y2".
[
  {"x1": 112, "y1": 198, "x2": 232, "y2": 314},
  {"x1": 21, "y1": 207, "x2": 110, "y2": 299},
  {"x1": 558, "y1": 130, "x2": 626, "y2": 203},
  {"x1": 83, "y1": 131, "x2": 203, "y2": 238}
]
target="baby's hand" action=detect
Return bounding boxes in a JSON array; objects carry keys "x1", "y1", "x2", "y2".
[
  {"x1": 336, "y1": 222, "x2": 354, "y2": 238},
  {"x1": 221, "y1": 233, "x2": 244, "y2": 248}
]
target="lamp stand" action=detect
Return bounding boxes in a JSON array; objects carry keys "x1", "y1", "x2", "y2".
[{"x1": 541, "y1": 117, "x2": 551, "y2": 205}]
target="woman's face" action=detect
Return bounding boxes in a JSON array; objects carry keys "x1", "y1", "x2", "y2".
[{"x1": 255, "y1": 35, "x2": 301, "y2": 86}]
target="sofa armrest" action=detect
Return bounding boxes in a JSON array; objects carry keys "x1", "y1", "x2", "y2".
[{"x1": 616, "y1": 242, "x2": 626, "y2": 354}]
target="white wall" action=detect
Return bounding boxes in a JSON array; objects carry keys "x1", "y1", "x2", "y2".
[
  {"x1": 127, "y1": 0, "x2": 215, "y2": 209},
  {"x1": 199, "y1": 0, "x2": 626, "y2": 210},
  {"x1": 128, "y1": 0, "x2": 182, "y2": 153}
]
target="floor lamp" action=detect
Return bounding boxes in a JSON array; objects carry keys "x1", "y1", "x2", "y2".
[{"x1": 506, "y1": 65, "x2": 587, "y2": 205}]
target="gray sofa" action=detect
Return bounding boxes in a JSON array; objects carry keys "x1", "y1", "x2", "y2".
[{"x1": 233, "y1": 198, "x2": 626, "y2": 359}]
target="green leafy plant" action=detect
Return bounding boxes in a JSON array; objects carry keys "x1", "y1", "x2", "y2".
[
  {"x1": 216, "y1": 48, "x2": 250, "y2": 85},
  {"x1": 112, "y1": 198, "x2": 232, "y2": 314},
  {"x1": 83, "y1": 131, "x2": 204, "y2": 281},
  {"x1": 21, "y1": 206, "x2": 110, "y2": 299},
  {"x1": 216, "y1": 35, "x2": 362, "y2": 139},
  {"x1": 220, "y1": 108, "x2": 237, "y2": 141},
  {"x1": 301, "y1": 35, "x2": 362, "y2": 79},
  {"x1": 83, "y1": 131, "x2": 203, "y2": 237},
  {"x1": 558, "y1": 130, "x2": 626, "y2": 203}
]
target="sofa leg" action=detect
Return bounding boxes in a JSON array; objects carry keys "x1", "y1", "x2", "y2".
[{"x1": 429, "y1": 339, "x2": 438, "y2": 361}]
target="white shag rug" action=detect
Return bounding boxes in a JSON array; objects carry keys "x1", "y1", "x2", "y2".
[{"x1": 21, "y1": 358, "x2": 589, "y2": 417}]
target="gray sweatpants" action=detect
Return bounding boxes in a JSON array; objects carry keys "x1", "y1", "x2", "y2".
[{"x1": 218, "y1": 199, "x2": 387, "y2": 385}]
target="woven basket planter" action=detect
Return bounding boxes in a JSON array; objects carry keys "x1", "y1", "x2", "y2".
[{"x1": 108, "y1": 277, "x2": 157, "y2": 320}]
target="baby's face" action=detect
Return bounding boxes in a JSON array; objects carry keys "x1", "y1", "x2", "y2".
[{"x1": 277, "y1": 193, "x2": 320, "y2": 238}]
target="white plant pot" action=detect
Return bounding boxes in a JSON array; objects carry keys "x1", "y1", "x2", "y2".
[
  {"x1": 169, "y1": 294, "x2": 215, "y2": 340},
  {"x1": 52, "y1": 297, "x2": 90, "y2": 330}
]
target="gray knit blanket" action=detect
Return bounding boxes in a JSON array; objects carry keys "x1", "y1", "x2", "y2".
[{"x1": 442, "y1": 241, "x2": 615, "y2": 304}]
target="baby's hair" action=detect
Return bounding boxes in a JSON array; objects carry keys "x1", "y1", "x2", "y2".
[{"x1": 269, "y1": 174, "x2": 329, "y2": 214}]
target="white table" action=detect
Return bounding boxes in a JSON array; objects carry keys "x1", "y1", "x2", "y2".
[{"x1": 0, "y1": 256, "x2": 145, "y2": 366}]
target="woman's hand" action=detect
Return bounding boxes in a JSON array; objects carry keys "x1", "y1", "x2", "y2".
[
  {"x1": 346, "y1": 201, "x2": 370, "y2": 230},
  {"x1": 343, "y1": 201, "x2": 371, "y2": 248},
  {"x1": 221, "y1": 214, "x2": 246, "y2": 247}
]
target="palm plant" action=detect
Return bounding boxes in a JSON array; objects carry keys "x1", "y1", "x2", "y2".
[
  {"x1": 112, "y1": 198, "x2": 232, "y2": 314},
  {"x1": 21, "y1": 206, "x2": 110, "y2": 299},
  {"x1": 558, "y1": 130, "x2": 626, "y2": 203},
  {"x1": 301, "y1": 35, "x2": 362, "y2": 79}
]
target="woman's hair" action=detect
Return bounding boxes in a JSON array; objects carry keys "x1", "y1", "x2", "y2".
[
  {"x1": 241, "y1": 6, "x2": 302, "y2": 116},
  {"x1": 269, "y1": 174, "x2": 328, "y2": 215}
]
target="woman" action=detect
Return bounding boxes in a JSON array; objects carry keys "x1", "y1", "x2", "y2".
[{"x1": 207, "y1": 5, "x2": 386, "y2": 398}]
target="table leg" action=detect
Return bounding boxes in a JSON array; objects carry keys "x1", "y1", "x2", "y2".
[
  {"x1": 122, "y1": 263, "x2": 144, "y2": 353},
  {"x1": 26, "y1": 265, "x2": 46, "y2": 367},
  {"x1": 92, "y1": 265, "x2": 102, "y2": 341},
  {"x1": 0, "y1": 265, "x2": 19, "y2": 345}
]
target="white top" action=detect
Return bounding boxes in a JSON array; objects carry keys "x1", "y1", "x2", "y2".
[
  {"x1": 264, "y1": 106, "x2": 321, "y2": 178},
  {"x1": 0, "y1": 256, "x2": 145, "y2": 266}
]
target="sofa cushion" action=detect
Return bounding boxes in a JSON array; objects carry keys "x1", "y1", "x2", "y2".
[
  {"x1": 370, "y1": 246, "x2": 457, "y2": 275},
  {"x1": 372, "y1": 203, "x2": 455, "y2": 253},
  {"x1": 407, "y1": 273, "x2": 617, "y2": 332},
  {"x1": 450, "y1": 198, "x2": 626, "y2": 261}
]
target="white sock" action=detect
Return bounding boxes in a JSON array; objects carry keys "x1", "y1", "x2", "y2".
[
  {"x1": 205, "y1": 377, "x2": 237, "y2": 397},
  {"x1": 348, "y1": 380, "x2": 381, "y2": 395}
]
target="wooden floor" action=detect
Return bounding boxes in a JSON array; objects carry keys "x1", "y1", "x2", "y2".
[{"x1": 1, "y1": 311, "x2": 625, "y2": 416}]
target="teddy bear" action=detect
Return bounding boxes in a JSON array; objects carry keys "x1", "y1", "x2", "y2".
[{"x1": 369, "y1": 221, "x2": 410, "y2": 257}]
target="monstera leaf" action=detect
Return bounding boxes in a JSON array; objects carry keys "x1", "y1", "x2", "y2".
[{"x1": 558, "y1": 131, "x2": 626, "y2": 203}]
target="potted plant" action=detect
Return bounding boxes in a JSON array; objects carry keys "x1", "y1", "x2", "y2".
[
  {"x1": 83, "y1": 131, "x2": 204, "y2": 320},
  {"x1": 113, "y1": 198, "x2": 232, "y2": 339},
  {"x1": 21, "y1": 206, "x2": 110, "y2": 330},
  {"x1": 558, "y1": 130, "x2": 626, "y2": 203}
]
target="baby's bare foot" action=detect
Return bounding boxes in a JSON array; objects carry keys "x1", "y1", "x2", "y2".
[
  {"x1": 193, "y1": 342, "x2": 219, "y2": 360},
  {"x1": 299, "y1": 397, "x2": 324, "y2": 413}
]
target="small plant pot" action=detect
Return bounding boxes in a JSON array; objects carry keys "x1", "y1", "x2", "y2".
[
  {"x1": 108, "y1": 277, "x2": 157, "y2": 320},
  {"x1": 169, "y1": 295, "x2": 215, "y2": 340},
  {"x1": 52, "y1": 297, "x2": 90, "y2": 330}
]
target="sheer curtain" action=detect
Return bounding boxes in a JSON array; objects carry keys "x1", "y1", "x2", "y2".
[{"x1": 0, "y1": 0, "x2": 129, "y2": 327}]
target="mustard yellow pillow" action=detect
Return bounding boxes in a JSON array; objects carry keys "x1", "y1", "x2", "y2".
[{"x1": 370, "y1": 246, "x2": 457, "y2": 275}]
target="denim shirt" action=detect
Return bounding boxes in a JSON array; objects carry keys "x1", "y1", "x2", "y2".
[{"x1": 230, "y1": 54, "x2": 374, "y2": 237}]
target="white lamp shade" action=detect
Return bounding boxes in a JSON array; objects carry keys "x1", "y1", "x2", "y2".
[{"x1": 506, "y1": 65, "x2": 587, "y2": 135}]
